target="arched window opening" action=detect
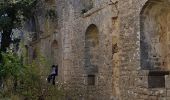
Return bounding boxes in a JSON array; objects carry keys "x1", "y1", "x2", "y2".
[
  {"x1": 85, "y1": 24, "x2": 99, "y2": 48},
  {"x1": 51, "y1": 40, "x2": 59, "y2": 65},
  {"x1": 85, "y1": 24, "x2": 99, "y2": 76},
  {"x1": 140, "y1": 0, "x2": 170, "y2": 70}
]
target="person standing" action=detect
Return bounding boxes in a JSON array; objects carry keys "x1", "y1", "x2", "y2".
[{"x1": 47, "y1": 65, "x2": 58, "y2": 85}]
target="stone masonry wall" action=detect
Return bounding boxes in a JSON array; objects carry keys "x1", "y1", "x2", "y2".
[
  {"x1": 25, "y1": 0, "x2": 170, "y2": 99},
  {"x1": 119, "y1": 0, "x2": 170, "y2": 100},
  {"x1": 58, "y1": 0, "x2": 115, "y2": 99}
]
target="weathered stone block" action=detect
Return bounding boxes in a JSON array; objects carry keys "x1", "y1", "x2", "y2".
[{"x1": 165, "y1": 75, "x2": 170, "y2": 89}]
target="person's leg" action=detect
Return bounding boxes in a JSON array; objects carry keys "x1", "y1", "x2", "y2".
[
  {"x1": 47, "y1": 75, "x2": 52, "y2": 83},
  {"x1": 52, "y1": 75, "x2": 56, "y2": 85}
]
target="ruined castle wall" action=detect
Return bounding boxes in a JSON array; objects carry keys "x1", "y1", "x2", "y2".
[
  {"x1": 58, "y1": 0, "x2": 121, "y2": 99},
  {"x1": 119, "y1": 0, "x2": 170, "y2": 99},
  {"x1": 25, "y1": 0, "x2": 64, "y2": 80},
  {"x1": 25, "y1": 0, "x2": 170, "y2": 99}
]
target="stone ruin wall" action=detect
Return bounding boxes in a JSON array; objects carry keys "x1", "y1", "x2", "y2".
[
  {"x1": 24, "y1": 0, "x2": 170, "y2": 99},
  {"x1": 119, "y1": 0, "x2": 170, "y2": 99}
]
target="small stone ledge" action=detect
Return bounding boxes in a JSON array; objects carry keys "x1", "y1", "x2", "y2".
[
  {"x1": 137, "y1": 70, "x2": 150, "y2": 76},
  {"x1": 30, "y1": 32, "x2": 56, "y2": 45},
  {"x1": 138, "y1": 70, "x2": 170, "y2": 76},
  {"x1": 148, "y1": 70, "x2": 170, "y2": 76},
  {"x1": 82, "y1": 5, "x2": 105, "y2": 18},
  {"x1": 82, "y1": 1, "x2": 116, "y2": 18},
  {"x1": 40, "y1": 34, "x2": 51, "y2": 39},
  {"x1": 30, "y1": 37, "x2": 41, "y2": 45}
]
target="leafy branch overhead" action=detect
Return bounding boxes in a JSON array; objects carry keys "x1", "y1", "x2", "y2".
[
  {"x1": 0, "y1": 0, "x2": 37, "y2": 52},
  {"x1": 0, "y1": 0, "x2": 37, "y2": 29}
]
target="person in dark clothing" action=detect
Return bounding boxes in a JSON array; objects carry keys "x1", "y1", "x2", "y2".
[{"x1": 47, "y1": 65, "x2": 58, "y2": 85}]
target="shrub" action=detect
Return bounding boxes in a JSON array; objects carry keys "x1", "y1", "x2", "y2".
[{"x1": 0, "y1": 50, "x2": 64, "y2": 99}]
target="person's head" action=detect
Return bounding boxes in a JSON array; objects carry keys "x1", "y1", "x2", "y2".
[
  {"x1": 55, "y1": 65, "x2": 58, "y2": 68},
  {"x1": 52, "y1": 65, "x2": 55, "y2": 68}
]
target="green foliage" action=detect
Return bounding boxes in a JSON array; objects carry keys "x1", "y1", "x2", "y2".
[
  {"x1": 0, "y1": 49, "x2": 65, "y2": 99},
  {"x1": 0, "y1": 15, "x2": 12, "y2": 30},
  {"x1": 0, "y1": 50, "x2": 24, "y2": 79},
  {"x1": 0, "y1": 0, "x2": 37, "y2": 52},
  {"x1": 0, "y1": 0, "x2": 37, "y2": 29}
]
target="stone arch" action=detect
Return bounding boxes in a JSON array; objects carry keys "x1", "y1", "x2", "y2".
[
  {"x1": 51, "y1": 40, "x2": 59, "y2": 65},
  {"x1": 140, "y1": 0, "x2": 170, "y2": 70},
  {"x1": 85, "y1": 24, "x2": 99, "y2": 79},
  {"x1": 85, "y1": 24, "x2": 99, "y2": 47}
]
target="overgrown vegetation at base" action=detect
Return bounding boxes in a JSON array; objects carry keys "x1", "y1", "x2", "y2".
[
  {"x1": 0, "y1": 50, "x2": 65, "y2": 100},
  {"x1": 0, "y1": 1, "x2": 68, "y2": 99}
]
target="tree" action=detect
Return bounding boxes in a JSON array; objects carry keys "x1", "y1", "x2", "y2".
[
  {"x1": 0, "y1": 0, "x2": 37, "y2": 52},
  {"x1": 0, "y1": 49, "x2": 65, "y2": 99},
  {"x1": 0, "y1": 0, "x2": 37, "y2": 93}
]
